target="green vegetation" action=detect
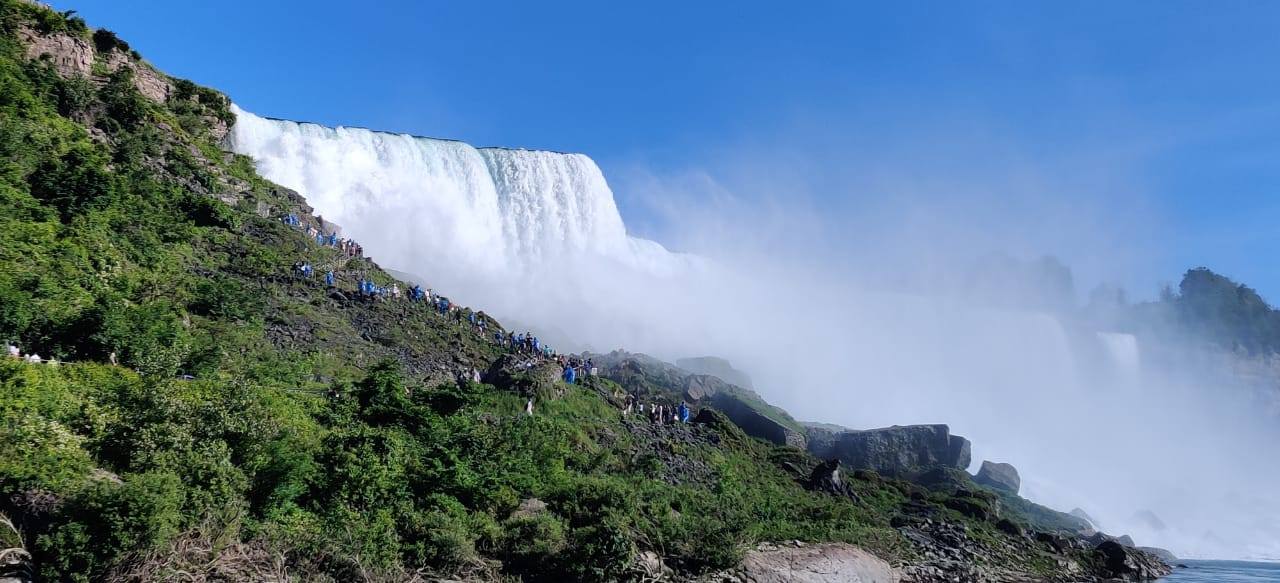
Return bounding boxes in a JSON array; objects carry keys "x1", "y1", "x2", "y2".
[{"x1": 0, "y1": 3, "x2": 1106, "y2": 580}]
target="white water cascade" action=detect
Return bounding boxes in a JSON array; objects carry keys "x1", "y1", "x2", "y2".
[
  {"x1": 227, "y1": 105, "x2": 689, "y2": 288},
  {"x1": 1096, "y1": 331, "x2": 1141, "y2": 387}
]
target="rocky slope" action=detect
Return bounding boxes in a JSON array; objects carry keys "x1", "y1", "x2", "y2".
[{"x1": 0, "y1": 3, "x2": 1171, "y2": 581}]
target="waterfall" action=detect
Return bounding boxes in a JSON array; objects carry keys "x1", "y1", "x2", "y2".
[
  {"x1": 1096, "y1": 331, "x2": 1141, "y2": 386},
  {"x1": 226, "y1": 105, "x2": 687, "y2": 285}
]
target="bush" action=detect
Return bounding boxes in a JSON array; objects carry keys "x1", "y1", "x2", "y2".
[
  {"x1": 91, "y1": 29, "x2": 129, "y2": 54},
  {"x1": 562, "y1": 516, "x2": 634, "y2": 581},
  {"x1": 37, "y1": 471, "x2": 184, "y2": 582},
  {"x1": 180, "y1": 193, "x2": 237, "y2": 228},
  {"x1": 98, "y1": 69, "x2": 148, "y2": 131},
  {"x1": 27, "y1": 145, "x2": 114, "y2": 219},
  {"x1": 495, "y1": 513, "x2": 567, "y2": 577}
]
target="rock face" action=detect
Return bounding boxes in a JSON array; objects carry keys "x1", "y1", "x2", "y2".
[
  {"x1": 973, "y1": 460, "x2": 1020, "y2": 494},
  {"x1": 1070, "y1": 507, "x2": 1100, "y2": 531},
  {"x1": 1086, "y1": 532, "x2": 1136, "y2": 548},
  {"x1": 713, "y1": 542, "x2": 899, "y2": 583},
  {"x1": 684, "y1": 373, "x2": 729, "y2": 401},
  {"x1": 1137, "y1": 546, "x2": 1177, "y2": 563},
  {"x1": 18, "y1": 25, "x2": 92, "y2": 77},
  {"x1": 808, "y1": 425, "x2": 971, "y2": 479},
  {"x1": 1093, "y1": 541, "x2": 1172, "y2": 581},
  {"x1": 17, "y1": 25, "x2": 173, "y2": 105},
  {"x1": 710, "y1": 391, "x2": 806, "y2": 449},
  {"x1": 676, "y1": 355, "x2": 754, "y2": 389}
]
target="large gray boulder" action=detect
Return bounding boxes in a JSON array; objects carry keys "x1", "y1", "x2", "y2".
[
  {"x1": 974, "y1": 460, "x2": 1020, "y2": 494},
  {"x1": 714, "y1": 542, "x2": 899, "y2": 583},
  {"x1": 710, "y1": 391, "x2": 807, "y2": 449},
  {"x1": 677, "y1": 356, "x2": 754, "y2": 389},
  {"x1": 1093, "y1": 541, "x2": 1172, "y2": 581},
  {"x1": 808, "y1": 424, "x2": 971, "y2": 479},
  {"x1": 684, "y1": 373, "x2": 730, "y2": 401}
]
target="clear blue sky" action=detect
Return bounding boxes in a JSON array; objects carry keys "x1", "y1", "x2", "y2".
[{"x1": 57, "y1": 0, "x2": 1280, "y2": 302}]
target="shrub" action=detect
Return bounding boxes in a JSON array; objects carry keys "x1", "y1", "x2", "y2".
[
  {"x1": 91, "y1": 29, "x2": 129, "y2": 54},
  {"x1": 37, "y1": 471, "x2": 184, "y2": 582}
]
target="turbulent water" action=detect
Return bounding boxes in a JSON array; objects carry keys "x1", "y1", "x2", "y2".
[
  {"x1": 1161, "y1": 560, "x2": 1280, "y2": 582},
  {"x1": 228, "y1": 105, "x2": 687, "y2": 282}
]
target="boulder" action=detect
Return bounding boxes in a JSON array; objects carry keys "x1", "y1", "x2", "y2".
[
  {"x1": 718, "y1": 541, "x2": 899, "y2": 583},
  {"x1": 1093, "y1": 540, "x2": 1172, "y2": 581},
  {"x1": 710, "y1": 391, "x2": 806, "y2": 449},
  {"x1": 806, "y1": 459, "x2": 856, "y2": 499},
  {"x1": 973, "y1": 460, "x2": 1020, "y2": 494},
  {"x1": 684, "y1": 373, "x2": 730, "y2": 401},
  {"x1": 676, "y1": 355, "x2": 754, "y2": 389},
  {"x1": 507, "y1": 497, "x2": 546, "y2": 520},
  {"x1": 811, "y1": 425, "x2": 971, "y2": 479}
]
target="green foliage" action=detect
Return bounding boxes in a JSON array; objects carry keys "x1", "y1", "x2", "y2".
[
  {"x1": 97, "y1": 68, "x2": 148, "y2": 131},
  {"x1": 37, "y1": 471, "x2": 184, "y2": 583},
  {"x1": 90, "y1": 28, "x2": 128, "y2": 54}
]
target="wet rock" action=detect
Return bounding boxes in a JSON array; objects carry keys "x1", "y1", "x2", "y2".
[
  {"x1": 812, "y1": 425, "x2": 970, "y2": 479},
  {"x1": 806, "y1": 458, "x2": 857, "y2": 499},
  {"x1": 1093, "y1": 540, "x2": 1173, "y2": 580},
  {"x1": 973, "y1": 460, "x2": 1020, "y2": 494},
  {"x1": 710, "y1": 391, "x2": 806, "y2": 449}
]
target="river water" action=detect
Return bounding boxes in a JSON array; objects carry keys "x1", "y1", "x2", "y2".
[{"x1": 1160, "y1": 559, "x2": 1280, "y2": 582}]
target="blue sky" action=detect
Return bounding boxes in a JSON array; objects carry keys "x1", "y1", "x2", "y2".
[{"x1": 58, "y1": 0, "x2": 1280, "y2": 302}]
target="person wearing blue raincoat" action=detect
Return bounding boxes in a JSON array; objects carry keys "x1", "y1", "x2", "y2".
[{"x1": 563, "y1": 365, "x2": 576, "y2": 384}]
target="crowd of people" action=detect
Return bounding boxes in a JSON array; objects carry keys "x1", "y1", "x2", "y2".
[
  {"x1": 624, "y1": 395, "x2": 691, "y2": 424},
  {"x1": 281, "y1": 210, "x2": 695, "y2": 426},
  {"x1": 284, "y1": 213, "x2": 363, "y2": 257}
]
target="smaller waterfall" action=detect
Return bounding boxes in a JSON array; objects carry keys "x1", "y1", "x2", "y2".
[{"x1": 1097, "y1": 332, "x2": 1141, "y2": 387}]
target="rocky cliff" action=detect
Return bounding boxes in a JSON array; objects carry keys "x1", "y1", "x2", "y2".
[{"x1": 806, "y1": 424, "x2": 971, "y2": 479}]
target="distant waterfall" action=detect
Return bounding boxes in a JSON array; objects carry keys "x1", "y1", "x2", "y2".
[{"x1": 1097, "y1": 332, "x2": 1141, "y2": 386}]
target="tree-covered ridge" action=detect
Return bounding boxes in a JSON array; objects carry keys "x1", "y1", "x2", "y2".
[{"x1": 0, "y1": 3, "x2": 1164, "y2": 581}]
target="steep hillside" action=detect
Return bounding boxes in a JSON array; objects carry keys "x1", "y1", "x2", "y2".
[{"x1": 0, "y1": 3, "x2": 1169, "y2": 582}]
